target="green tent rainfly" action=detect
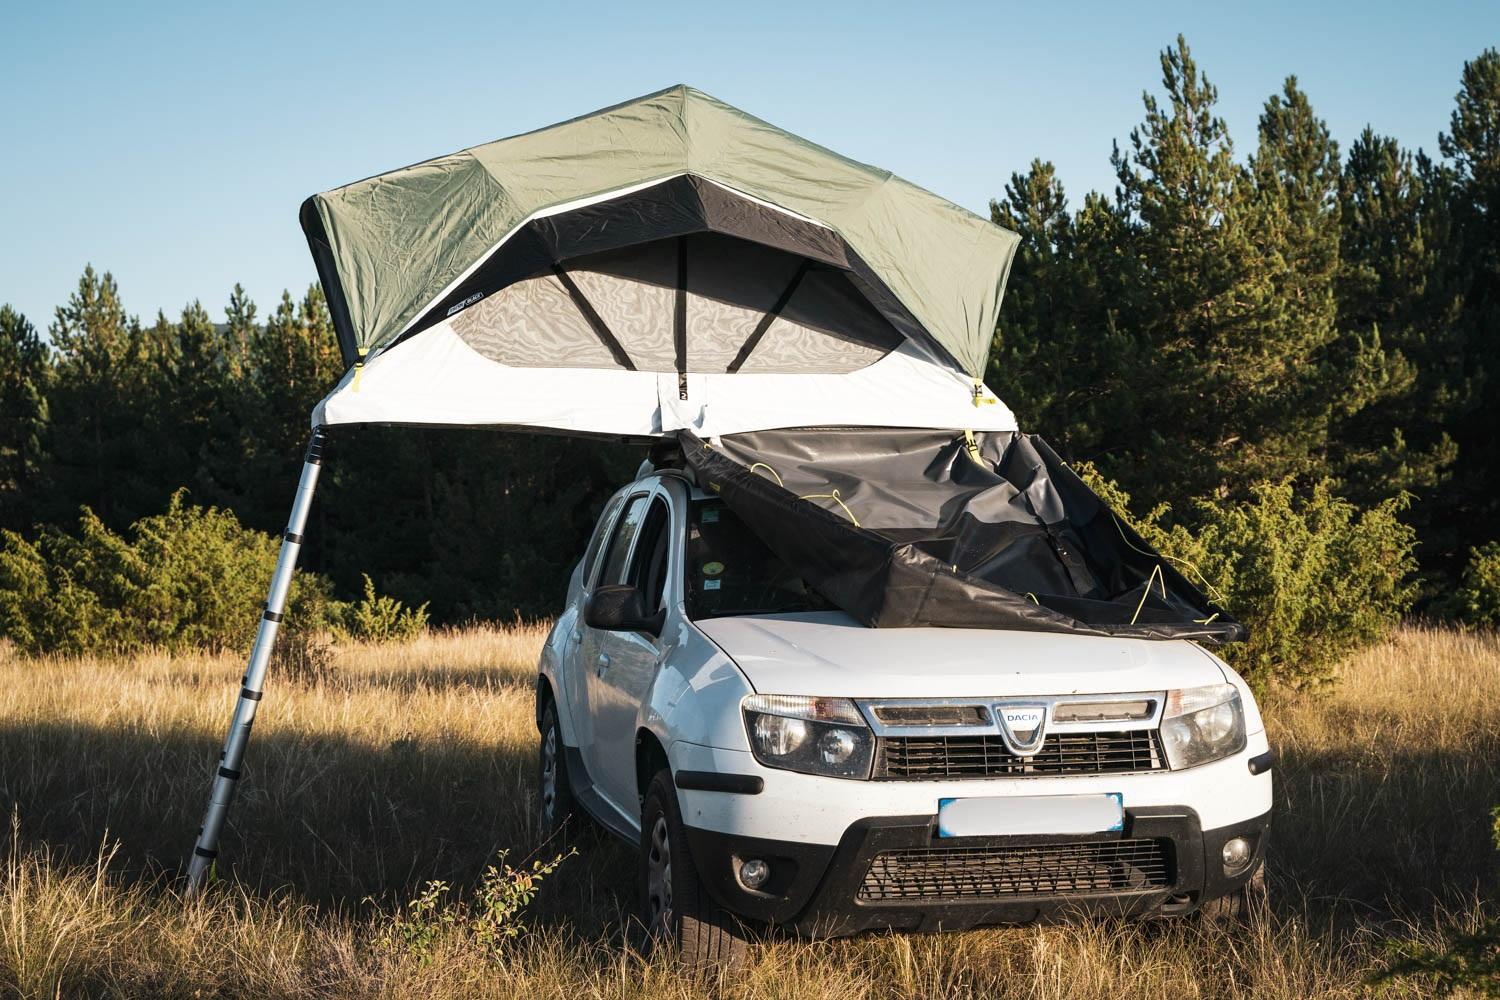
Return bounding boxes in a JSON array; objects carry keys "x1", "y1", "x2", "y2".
[{"x1": 301, "y1": 85, "x2": 1019, "y2": 382}]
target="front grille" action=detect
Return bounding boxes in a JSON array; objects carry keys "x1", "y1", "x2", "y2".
[
  {"x1": 873, "y1": 730, "x2": 1164, "y2": 779},
  {"x1": 859, "y1": 838, "x2": 1172, "y2": 901}
]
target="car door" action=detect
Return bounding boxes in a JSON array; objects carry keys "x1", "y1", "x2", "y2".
[
  {"x1": 576, "y1": 488, "x2": 653, "y2": 804},
  {"x1": 561, "y1": 489, "x2": 628, "y2": 752},
  {"x1": 588, "y1": 488, "x2": 675, "y2": 812}
]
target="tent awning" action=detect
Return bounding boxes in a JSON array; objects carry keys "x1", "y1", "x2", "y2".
[{"x1": 303, "y1": 86, "x2": 1021, "y2": 436}]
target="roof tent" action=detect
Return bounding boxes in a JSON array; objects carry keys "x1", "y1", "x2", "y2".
[
  {"x1": 299, "y1": 85, "x2": 1019, "y2": 436},
  {"x1": 187, "y1": 86, "x2": 1242, "y2": 888}
]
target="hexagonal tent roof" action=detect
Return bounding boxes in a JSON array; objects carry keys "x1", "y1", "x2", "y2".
[{"x1": 301, "y1": 86, "x2": 1022, "y2": 437}]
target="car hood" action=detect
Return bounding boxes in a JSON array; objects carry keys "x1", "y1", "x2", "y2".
[{"x1": 693, "y1": 611, "x2": 1227, "y2": 699}]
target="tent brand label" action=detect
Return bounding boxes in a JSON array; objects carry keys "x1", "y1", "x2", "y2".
[
  {"x1": 994, "y1": 702, "x2": 1048, "y2": 755},
  {"x1": 446, "y1": 292, "x2": 485, "y2": 316}
]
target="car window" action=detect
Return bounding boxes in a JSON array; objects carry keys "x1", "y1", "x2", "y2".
[
  {"x1": 686, "y1": 498, "x2": 834, "y2": 619},
  {"x1": 581, "y1": 492, "x2": 627, "y2": 586},
  {"x1": 600, "y1": 493, "x2": 650, "y2": 586},
  {"x1": 627, "y1": 498, "x2": 672, "y2": 614}
]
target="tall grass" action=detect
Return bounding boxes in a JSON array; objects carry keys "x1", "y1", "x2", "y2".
[{"x1": 0, "y1": 624, "x2": 1495, "y2": 998}]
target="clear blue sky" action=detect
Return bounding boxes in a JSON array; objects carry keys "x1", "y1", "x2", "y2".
[{"x1": 2, "y1": 0, "x2": 1495, "y2": 331}]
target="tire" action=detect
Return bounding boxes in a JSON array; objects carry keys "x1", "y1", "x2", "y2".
[
  {"x1": 1199, "y1": 863, "x2": 1268, "y2": 925},
  {"x1": 639, "y1": 769, "x2": 751, "y2": 969},
  {"x1": 537, "y1": 699, "x2": 579, "y2": 840}
]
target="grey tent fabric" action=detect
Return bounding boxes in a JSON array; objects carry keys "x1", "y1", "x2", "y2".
[{"x1": 448, "y1": 232, "x2": 900, "y2": 374}]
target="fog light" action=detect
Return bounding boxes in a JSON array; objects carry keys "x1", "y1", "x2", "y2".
[
  {"x1": 1222, "y1": 836, "x2": 1253, "y2": 874},
  {"x1": 738, "y1": 858, "x2": 771, "y2": 889}
]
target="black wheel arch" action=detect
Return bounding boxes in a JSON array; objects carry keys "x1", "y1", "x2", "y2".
[
  {"x1": 636, "y1": 728, "x2": 670, "y2": 806},
  {"x1": 535, "y1": 675, "x2": 556, "y2": 732}
]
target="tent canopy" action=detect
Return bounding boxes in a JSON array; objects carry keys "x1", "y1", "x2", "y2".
[{"x1": 302, "y1": 86, "x2": 1021, "y2": 438}]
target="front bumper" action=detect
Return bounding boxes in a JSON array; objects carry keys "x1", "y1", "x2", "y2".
[{"x1": 684, "y1": 805, "x2": 1271, "y2": 937}]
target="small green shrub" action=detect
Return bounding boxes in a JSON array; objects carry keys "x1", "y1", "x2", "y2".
[
  {"x1": 334, "y1": 574, "x2": 429, "y2": 644},
  {"x1": 1445, "y1": 541, "x2": 1500, "y2": 628},
  {"x1": 0, "y1": 491, "x2": 336, "y2": 656},
  {"x1": 376, "y1": 847, "x2": 574, "y2": 963},
  {"x1": 0, "y1": 492, "x2": 434, "y2": 658},
  {"x1": 1077, "y1": 467, "x2": 1417, "y2": 689}
]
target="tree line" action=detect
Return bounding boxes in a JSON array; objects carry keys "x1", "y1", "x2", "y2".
[
  {"x1": 0, "y1": 277, "x2": 637, "y2": 625},
  {"x1": 990, "y1": 38, "x2": 1498, "y2": 603},
  {"x1": 0, "y1": 38, "x2": 1495, "y2": 646}
]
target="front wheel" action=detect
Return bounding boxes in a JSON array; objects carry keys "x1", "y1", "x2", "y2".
[
  {"x1": 537, "y1": 699, "x2": 579, "y2": 839},
  {"x1": 639, "y1": 769, "x2": 751, "y2": 969}
]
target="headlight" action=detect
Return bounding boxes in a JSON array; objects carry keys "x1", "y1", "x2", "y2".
[
  {"x1": 1160, "y1": 684, "x2": 1246, "y2": 769},
  {"x1": 742, "y1": 695, "x2": 874, "y2": 779}
]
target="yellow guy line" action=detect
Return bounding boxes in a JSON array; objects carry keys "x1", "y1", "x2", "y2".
[{"x1": 799, "y1": 489, "x2": 860, "y2": 527}]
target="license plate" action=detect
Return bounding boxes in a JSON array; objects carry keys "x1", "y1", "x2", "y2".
[{"x1": 937, "y1": 793, "x2": 1124, "y2": 838}]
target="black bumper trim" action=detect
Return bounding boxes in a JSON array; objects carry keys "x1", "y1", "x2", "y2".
[
  {"x1": 676, "y1": 770, "x2": 763, "y2": 794},
  {"x1": 684, "y1": 806, "x2": 1272, "y2": 937}
]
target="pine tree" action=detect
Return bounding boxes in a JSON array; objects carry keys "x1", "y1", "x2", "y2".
[
  {"x1": 230, "y1": 286, "x2": 344, "y2": 535},
  {"x1": 0, "y1": 306, "x2": 50, "y2": 529},
  {"x1": 45, "y1": 266, "x2": 155, "y2": 526},
  {"x1": 988, "y1": 162, "x2": 1134, "y2": 459},
  {"x1": 1108, "y1": 37, "x2": 1291, "y2": 503},
  {"x1": 1438, "y1": 48, "x2": 1500, "y2": 571},
  {"x1": 151, "y1": 300, "x2": 233, "y2": 504},
  {"x1": 222, "y1": 283, "x2": 256, "y2": 380},
  {"x1": 1239, "y1": 75, "x2": 1347, "y2": 487},
  {"x1": 1333, "y1": 129, "x2": 1462, "y2": 511}
]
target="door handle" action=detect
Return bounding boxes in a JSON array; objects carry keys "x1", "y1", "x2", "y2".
[{"x1": 596, "y1": 652, "x2": 611, "y2": 676}]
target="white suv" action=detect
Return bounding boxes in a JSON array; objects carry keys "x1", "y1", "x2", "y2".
[{"x1": 536, "y1": 468, "x2": 1273, "y2": 961}]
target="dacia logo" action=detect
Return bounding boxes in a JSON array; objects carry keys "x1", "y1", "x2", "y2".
[{"x1": 995, "y1": 702, "x2": 1048, "y2": 756}]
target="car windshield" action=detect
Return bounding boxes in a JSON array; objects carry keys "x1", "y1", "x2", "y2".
[{"x1": 685, "y1": 498, "x2": 835, "y2": 619}]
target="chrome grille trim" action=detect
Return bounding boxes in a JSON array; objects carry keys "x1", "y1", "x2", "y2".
[{"x1": 857, "y1": 692, "x2": 1165, "y2": 738}]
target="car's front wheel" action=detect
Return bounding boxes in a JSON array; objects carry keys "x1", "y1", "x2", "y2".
[
  {"x1": 639, "y1": 769, "x2": 751, "y2": 969},
  {"x1": 537, "y1": 699, "x2": 579, "y2": 839}
]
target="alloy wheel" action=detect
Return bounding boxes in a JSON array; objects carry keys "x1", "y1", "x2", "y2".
[
  {"x1": 539, "y1": 724, "x2": 558, "y2": 829},
  {"x1": 645, "y1": 813, "x2": 674, "y2": 936}
]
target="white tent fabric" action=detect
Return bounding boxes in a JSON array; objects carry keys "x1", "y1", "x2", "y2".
[{"x1": 312, "y1": 326, "x2": 1016, "y2": 437}]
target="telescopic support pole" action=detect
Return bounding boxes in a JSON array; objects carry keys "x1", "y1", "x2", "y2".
[{"x1": 186, "y1": 427, "x2": 327, "y2": 893}]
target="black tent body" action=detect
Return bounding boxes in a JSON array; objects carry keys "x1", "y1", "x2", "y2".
[{"x1": 680, "y1": 429, "x2": 1244, "y2": 643}]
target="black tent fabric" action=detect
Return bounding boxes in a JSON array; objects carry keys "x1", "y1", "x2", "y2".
[{"x1": 680, "y1": 428, "x2": 1245, "y2": 643}]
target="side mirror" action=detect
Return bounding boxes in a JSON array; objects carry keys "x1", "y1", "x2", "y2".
[{"x1": 585, "y1": 584, "x2": 665, "y2": 636}]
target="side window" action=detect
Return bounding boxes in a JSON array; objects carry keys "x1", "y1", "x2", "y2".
[
  {"x1": 627, "y1": 498, "x2": 672, "y2": 614},
  {"x1": 599, "y1": 494, "x2": 650, "y2": 587},
  {"x1": 581, "y1": 493, "x2": 626, "y2": 586}
]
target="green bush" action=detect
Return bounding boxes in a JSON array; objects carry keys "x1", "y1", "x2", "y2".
[
  {"x1": 334, "y1": 573, "x2": 429, "y2": 644},
  {"x1": 1445, "y1": 541, "x2": 1500, "y2": 628},
  {"x1": 0, "y1": 490, "x2": 335, "y2": 657},
  {"x1": 376, "y1": 848, "x2": 574, "y2": 964},
  {"x1": 1078, "y1": 468, "x2": 1417, "y2": 689}
]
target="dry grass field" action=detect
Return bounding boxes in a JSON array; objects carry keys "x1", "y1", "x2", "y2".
[{"x1": 0, "y1": 623, "x2": 1496, "y2": 998}]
